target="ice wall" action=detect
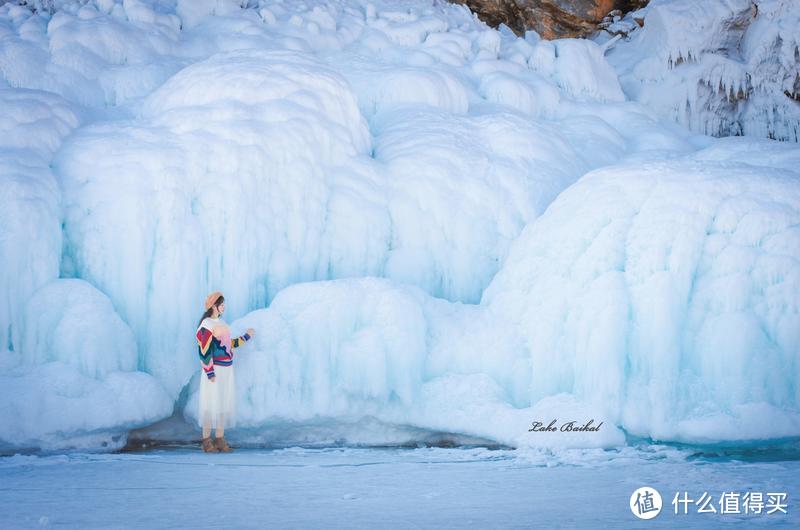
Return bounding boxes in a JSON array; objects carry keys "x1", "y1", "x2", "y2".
[
  {"x1": 184, "y1": 277, "x2": 627, "y2": 449},
  {"x1": 189, "y1": 137, "x2": 800, "y2": 448},
  {"x1": 55, "y1": 48, "x2": 378, "y2": 397},
  {"x1": 605, "y1": 0, "x2": 800, "y2": 141},
  {"x1": 0, "y1": 89, "x2": 79, "y2": 355},
  {"x1": 36, "y1": 0, "x2": 636, "y2": 400},
  {"x1": 483, "y1": 139, "x2": 800, "y2": 443},
  {"x1": 2, "y1": 0, "x2": 798, "y2": 451}
]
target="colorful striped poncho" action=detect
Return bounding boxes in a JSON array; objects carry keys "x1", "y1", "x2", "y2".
[{"x1": 196, "y1": 317, "x2": 251, "y2": 379}]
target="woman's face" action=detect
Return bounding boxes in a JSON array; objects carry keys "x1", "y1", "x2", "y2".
[{"x1": 215, "y1": 301, "x2": 225, "y2": 316}]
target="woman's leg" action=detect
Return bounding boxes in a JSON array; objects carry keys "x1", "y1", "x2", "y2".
[
  {"x1": 216, "y1": 415, "x2": 225, "y2": 439},
  {"x1": 200, "y1": 371, "x2": 212, "y2": 440}
]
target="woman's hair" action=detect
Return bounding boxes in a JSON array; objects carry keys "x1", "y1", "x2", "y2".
[{"x1": 198, "y1": 294, "x2": 224, "y2": 326}]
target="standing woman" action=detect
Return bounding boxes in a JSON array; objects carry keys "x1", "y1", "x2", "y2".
[{"x1": 195, "y1": 291, "x2": 255, "y2": 453}]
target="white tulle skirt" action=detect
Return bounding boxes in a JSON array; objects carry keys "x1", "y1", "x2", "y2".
[{"x1": 198, "y1": 365, "x2": 236, "y2": 429}]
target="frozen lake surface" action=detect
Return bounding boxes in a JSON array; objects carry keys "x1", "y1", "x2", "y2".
[{"x1": 1, "y1": 444, "x2": 798, "y2": 528}]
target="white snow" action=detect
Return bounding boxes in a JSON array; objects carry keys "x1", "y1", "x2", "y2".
[{"x1": 1, "y1": 0, "x2": 798, "y2": 452}]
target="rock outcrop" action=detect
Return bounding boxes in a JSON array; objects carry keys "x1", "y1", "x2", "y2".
[{"x1": 449, "y1": 0, "x2": 649, "y2": 38}]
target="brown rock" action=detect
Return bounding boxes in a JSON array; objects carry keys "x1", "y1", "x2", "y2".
[{"x1": 450, "y1": 0, "x2": 650, "y2": 39}]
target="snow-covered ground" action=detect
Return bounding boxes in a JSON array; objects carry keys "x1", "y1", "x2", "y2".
[
  {"x1": 1, "y1": 0, "x2": 798, "y2": 456},
  {"x1": 1, "y1": 445, "x2": 798, "y2": 528}
]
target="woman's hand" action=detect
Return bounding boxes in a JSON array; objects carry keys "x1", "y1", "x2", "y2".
[
  {"x1": 247, "y1": 328, "x2": 255, "y2": 337},
  {"x1": 210, "y1": 375, "x2": 216, "y2": 383}
]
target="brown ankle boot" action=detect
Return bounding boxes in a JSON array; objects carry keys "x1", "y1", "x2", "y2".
[
  {"x1": 202, "y1": 437, "x2": 219, "y2": 453},
  {"x1": 215, "y1": 437, "x2": 233, "y2": 453}
]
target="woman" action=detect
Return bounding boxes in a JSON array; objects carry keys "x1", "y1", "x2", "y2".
[{"x1": 196, "y1": 291, "x2": 254, "y2": 453}]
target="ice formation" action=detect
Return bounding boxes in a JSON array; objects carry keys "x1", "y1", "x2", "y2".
[
  {"x1": 604, "y1": 0, "x2": 800, "y2": 141},
  {"x1": 483, "y1": 145, "x2": 800, "y2": 443},
  {"x1": 1, "y1": 0, "x2": 798, "y2": 451},
  {"x1": 184, "y1": 277, "x2": 628, "y2": 449},
  {"x1": 1, "y1": 279, "x2": 172, "y2": 451},
  {"x1": 182, "y1": 138, "x2": 800, "y2": 447},
  {"x1": 46, "y1": 1, "x2": 638, "y2": 400},
  {"x1": 0, "y1": 89, "x2": 80, "y2": 356}
]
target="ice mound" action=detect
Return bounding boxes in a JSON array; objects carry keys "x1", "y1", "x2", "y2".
[
  {"x1": 529, "y1": 38, "x2": 625, "y2": 103},
  {"x1": 370, "y1": 107, "x2": 591, "y2": 304},
  {"x1": 1, "y1": 361, "x2": 172, "y2": 452},
  {"x1": 140, "y1": 49, "x2": 371, "y2": 157},
  {"x1": 20, "y1": 279, "x2": 138, "y2": 377},
  {"x1": 1, "y1": 279, "x2": 172, "y2": 452},
  {"x1": 184, "y1": 277, "x2": 627, "y2": 449},
  {"x1": 484, "y1": 141, "x2": 800, "y2": 443}
]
